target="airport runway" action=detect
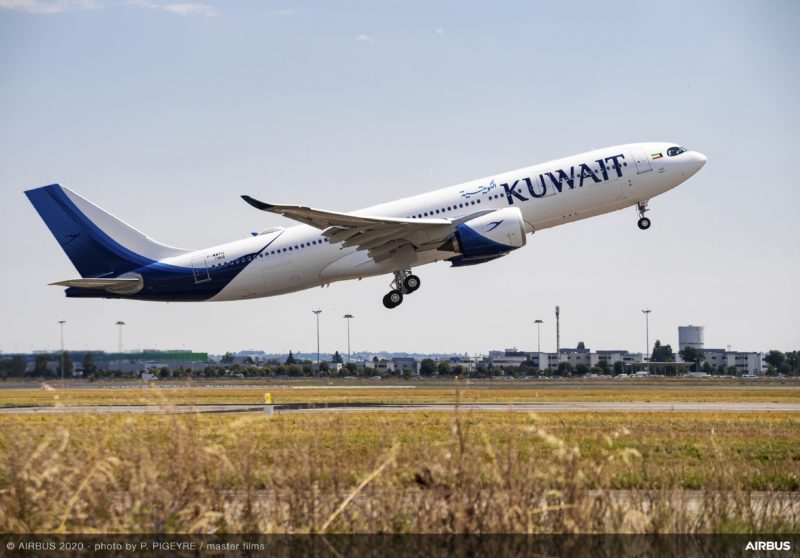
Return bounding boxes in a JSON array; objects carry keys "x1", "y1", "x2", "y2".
[{"x1": 1, "y1": 401, "x2": 799, "y2": 415}]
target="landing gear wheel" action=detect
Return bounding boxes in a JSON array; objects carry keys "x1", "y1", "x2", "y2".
[
  {"x1": 403, "y1": 274, "x2": 421, "y2": 293},
  {"x1": 637, "y1": 217, "x2": 651, "y2": 230},
  {"x1": 382, "y1": 290, "x2": 403, "y2": 309}
]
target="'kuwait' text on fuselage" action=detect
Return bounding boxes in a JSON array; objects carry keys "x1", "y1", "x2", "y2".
[{"x1": 503, "y1": 154, "x2": 626, "y2": 204}]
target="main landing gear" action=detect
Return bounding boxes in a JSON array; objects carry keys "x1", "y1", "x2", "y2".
[
  {"x1": 382, "y1": 270, "x2": 421, "y2": 309},
  {"x1": 637, "y1": 200, "x2": 651, "y2": 230}
]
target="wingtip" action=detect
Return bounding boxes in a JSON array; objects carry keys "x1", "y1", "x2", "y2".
[{"x1": 241, "y1": 195, "x2": 272, "y2": 210}]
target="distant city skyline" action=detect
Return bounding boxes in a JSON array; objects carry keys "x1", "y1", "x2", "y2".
[
  {"x1": 1, "y1": 321, "x2": 787, "y2": 358},
  {"x1": 1, "y1": 1, "x2": 798, "y2": 354}
]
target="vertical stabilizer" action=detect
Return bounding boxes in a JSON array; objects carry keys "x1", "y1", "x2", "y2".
[{"x1": 25, "y1": 184, "x2": 189, "y2": 278}]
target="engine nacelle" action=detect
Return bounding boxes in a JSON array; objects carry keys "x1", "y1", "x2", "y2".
[{"x1": 452, "y1": 207, "x2": 527, "y2": 261}]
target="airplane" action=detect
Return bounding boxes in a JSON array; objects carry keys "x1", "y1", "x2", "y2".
[{"x1": 25, "y1": 142, "x2": 706, "y2": 309}]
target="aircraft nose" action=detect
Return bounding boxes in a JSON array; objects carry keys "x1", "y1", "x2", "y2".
[{"x1": 692, "y1": 151, "x2": 707, "y2": 170}]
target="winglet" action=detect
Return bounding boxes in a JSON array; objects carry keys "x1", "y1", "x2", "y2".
[{"x1": 241, "y1": 195, "x2": 274, "y2": 211}]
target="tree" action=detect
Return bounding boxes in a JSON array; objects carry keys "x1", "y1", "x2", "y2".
[
  {"x1": 613, "y1": 361, "x2": 624, "y2": 375},
  {"x1": 285, "y1": 350, "x2": 296, "y2": 364},
  {"x1": 221, "y1": 352, "x2": 234, "y2": 364},
  {"x1": 437, "y1": 361, "x2": 451, "y2": 376},
  {"x1": 557, "y1": 362, "x2": 573, "y2": 377},
  {"x1": 764, "y1": 350, "x2": 785, "y2": 369},
  {"x1": 0, "y1": 356, "x2": 25, "y2": 379},
  {"x1": 701, "y1": 361, "x2": 713, "y2": 374},
  {"x1": 679, "y1": 347, "x2": 704, "y2": 371},
  {"x1": 786, "y1": 351, "x2": 799, "y2": 376},
  {"x1": 33, "y1": 354, "x2": 50, "y2": 377},
  {"x1": 727, "y1": 365, "x2": 739, "y2": 376},
  {"x1": 651, "y1": 340, "x2": 675, "y2": 363},
  {"x1": 332, "y1": 351, "x2": 343, "y2": 364},
  {"x1": 419, "y1": 359, "x2": 436, "y2": 376},
  {"x1": 244, "y1": 356, "x2": 254, "y2": 365},
  {"x1": 575, "y1": 364, "x2": 589, "y2": 376},
  {"x1": 595, "y1": 359, "x2": 610, "y2": 374},
  {"x1": 55, "y1": 352, "x2": 74, "y2": 378},
  {"x1": 83, "y1": 352, "x2": 98, "y2": 377}
]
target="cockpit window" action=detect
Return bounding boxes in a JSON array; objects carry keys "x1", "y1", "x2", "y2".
[{"x1": 667, "y1": 146, "x2": 688, "y2": 156}]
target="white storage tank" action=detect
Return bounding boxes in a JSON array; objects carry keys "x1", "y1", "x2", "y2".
[{"x1": 678, "y1": 325, "x2": 705, "y2": 351}]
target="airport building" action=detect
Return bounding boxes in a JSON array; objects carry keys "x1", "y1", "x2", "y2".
[
  {"x1": 676, "y1": 325, "x2": 763, "y2": 376},
  {"x1": 693, "y1": 349, "x2": 763, "y2": 376},
  {"x1": 488, "y1": 347, "x2": 644, "y2": 371},
  {"x1": 18, "y1": 350, "x2": 209, "y2": 375}
]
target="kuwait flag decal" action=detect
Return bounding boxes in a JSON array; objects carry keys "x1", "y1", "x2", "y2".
[{"x1": 651, "y1": 152, "x2": 663, "y2": 159}]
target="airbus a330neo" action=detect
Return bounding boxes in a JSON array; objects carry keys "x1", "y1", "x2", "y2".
[{"x1": 26, "y1": 142, "x2": 706, "y2": 308}]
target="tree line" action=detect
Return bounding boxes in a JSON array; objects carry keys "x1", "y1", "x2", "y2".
[{"x1": 2, "y1": 345, "x2": 798, "y2": 379}]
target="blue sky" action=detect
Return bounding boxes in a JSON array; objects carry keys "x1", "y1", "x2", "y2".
[{"x1": 1, "y1": 0, "x2": 798, "y2": 356}]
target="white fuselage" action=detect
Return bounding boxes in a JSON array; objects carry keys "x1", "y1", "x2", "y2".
[{"x1": 160, "y1": 142, "x2": 706, "y2": 301}]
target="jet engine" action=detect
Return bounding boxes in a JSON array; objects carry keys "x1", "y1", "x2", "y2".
[{"x1": 448, "y1": 207, "x2": 527, "y2": 266}]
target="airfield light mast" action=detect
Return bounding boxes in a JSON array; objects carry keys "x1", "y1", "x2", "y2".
[
  {"x1": 534, "y1": 319, "x2": 543, "y2": 354},
  {"x1": 116, "y1": 321, "x2": 125, "y2": 372},
  {"x1": 642, "y1": 309, "x2": 652, "y2": 373},
  {"x1": 555, "y1": 306, "x2": 560, "y2": 355},
  {"x1": 58, "y1": 320, "x2": 66, "y2": 380},
  {"x1": 313, "y1": 310, "x2": 322, "y2": 376},
  {"x1": 343, "y1": 314, "x2": 354, "y2": 364}
]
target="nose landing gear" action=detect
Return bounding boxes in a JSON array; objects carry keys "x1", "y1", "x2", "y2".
[
  {"x1": 382, "y1": 270, "x2": 421, "y2": 309},
  {"x1": 636, "y1": 200, "x2": 651, "y2": 230}
]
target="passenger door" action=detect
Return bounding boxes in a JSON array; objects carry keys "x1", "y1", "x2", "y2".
[
  {"x1": 191, "y1": 257, "x2": 210, "y2": 283},
  {"x1": 631, "y1": 149, "x2": 652, "y2": 174}
]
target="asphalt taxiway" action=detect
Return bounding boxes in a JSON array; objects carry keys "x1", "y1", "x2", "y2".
[{"x1": 1, "y1": 401, "x2": 799, "y2": 415}]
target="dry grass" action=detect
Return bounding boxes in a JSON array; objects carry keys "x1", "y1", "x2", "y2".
[
  {"x1": 2, "y1": 385, "x2": 800, "y2": 407},
  {"x1": 0, "y1": 410, "x2": 798, "y2": 534}
]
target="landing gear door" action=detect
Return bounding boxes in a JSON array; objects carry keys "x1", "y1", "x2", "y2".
[{"x1": 631, "y1": 149, "x2": 652, "y2": 174}]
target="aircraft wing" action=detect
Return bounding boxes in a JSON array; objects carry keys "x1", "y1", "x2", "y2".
[{"x1": 241, "y1": 195, "x2": 457, "y2": 262}]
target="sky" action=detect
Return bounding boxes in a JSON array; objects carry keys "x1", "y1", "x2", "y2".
[{"x1": 1, "y1": 0, "x2": 798, "y2": 357}]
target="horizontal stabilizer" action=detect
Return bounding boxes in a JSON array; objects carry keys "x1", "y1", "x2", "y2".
[{"x1": 50, "y1": 275, "x2": 143, "y2": 295}]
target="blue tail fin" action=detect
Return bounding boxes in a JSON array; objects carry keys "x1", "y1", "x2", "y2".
[{"x1": 25, "y1": 184, "x2": 188, "y2": 278}]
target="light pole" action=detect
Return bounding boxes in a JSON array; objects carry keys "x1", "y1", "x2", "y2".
[
  {"x1": 642, "y1": 309, "x2": 651, "y2": 372},
  {"x1": 533, "y1": 319, "x2": 543, "y2": 353},
  {"x1": 116, "y1": 321, "x2": 125, "y2": 372},
  {"x1": 58, "y1": 320, "x2": 66, "y2": 380},
  {"x1": 343, "y1": 314, "x2": 354, "y2": 364},
  {"x1": 313, "y1": 310, "x2": 322, "y2": 376}
]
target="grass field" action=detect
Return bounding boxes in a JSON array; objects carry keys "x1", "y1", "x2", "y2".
[
  {"x1": 2, "y1": 384, "x2": 800, "y2": 407},
  {"x1": 1, "y1": 409, "x2": 798, "y2": 533}
]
